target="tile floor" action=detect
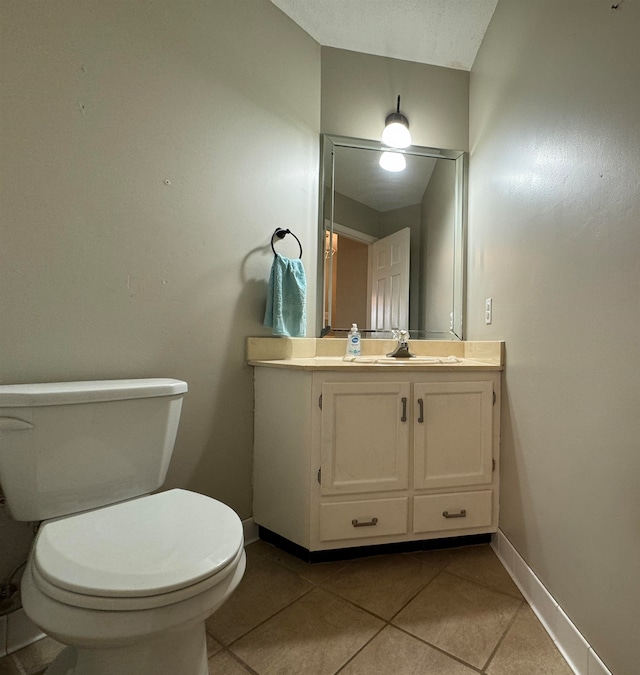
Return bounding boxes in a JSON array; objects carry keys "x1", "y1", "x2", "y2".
[{"x1": 0, "y1": 542, "x2": 573, "y2": 675}]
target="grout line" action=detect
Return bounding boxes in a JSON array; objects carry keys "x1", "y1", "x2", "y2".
[
  {"x1": 480, "y1": 598, "x2": 526, "y2": 672},
  {"x1": 10, "y1": 653, "x2": 27, "y2": 675},
  {"x1": 236, "y1": 542, "x2": 530, "y2": 674},
  {"x1": 332, "y1": 623, "x2": 387, "y2": 674},
  {"x1": 315, "y1": 555, "x2": 451, "y2": 625},
  {"x1": 385, "y1": 565, "x2": 446, "y2": 623},
  {"x1": 222, "y1": 647, "x2": 260, "y2": 675},
  {"x1": 443, "y1": 567, "x2": 524, "y2": 602},
  {"x1": 490, "y1": 531, "x2": 596, "y2": 675},
  {"x1": 390, "y1": 623, "x2": 484, "y2": 674},
  {"x1": 244, "y1": 546, "x2": 481, "y2": 673},
  {"x1": 216, "y1": 584, "x2": 317, "y2": 649},
  {"x1": 383, "y1": 554, "x2": 527, "y2": 673},
  {"x1": 315, "y1": 584, "x2": 392, "y2": 623},
  {"x1": 320, "y1": 565, "x2": 489, "y2": 674}
]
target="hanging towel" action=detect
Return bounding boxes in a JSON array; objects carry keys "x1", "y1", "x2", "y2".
[{"x1": 263, "y1": 254, "x2": 307, "y2": 337}]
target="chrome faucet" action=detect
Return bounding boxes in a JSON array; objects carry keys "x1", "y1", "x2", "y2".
[{"x1": 387, "y1": 329, "x2": 415, "y2": 358}]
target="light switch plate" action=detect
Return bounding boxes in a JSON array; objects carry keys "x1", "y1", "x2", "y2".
[{"x1": 485, "y1": 297, "x2": 493, "y2": 324}]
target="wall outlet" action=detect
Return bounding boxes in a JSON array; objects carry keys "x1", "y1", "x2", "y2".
[{"x1": 485, "y1": 298, "x2": 493, "y2": 325}]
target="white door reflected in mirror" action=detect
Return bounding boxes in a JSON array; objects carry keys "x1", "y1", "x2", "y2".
[{"x1": 370, "y1": 228, "x2": 410, "y2": 331}]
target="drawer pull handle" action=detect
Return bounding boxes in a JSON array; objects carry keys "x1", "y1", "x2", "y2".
[
  {"x1": 442, "y1": 509, "x2": 467, "y2": 519},
  {"x1": 352, "y1": 517, "x2": 378, "y2": 528},
  {"x1": 401, "y1": 397, "x2": 407, "y2": 422}
]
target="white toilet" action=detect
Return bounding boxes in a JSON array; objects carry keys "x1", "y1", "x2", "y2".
[{"x1": 0, "y1": 378, "x2": 246, "y2": 675}]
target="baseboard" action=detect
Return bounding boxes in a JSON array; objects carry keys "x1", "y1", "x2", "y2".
[
  {"x1": 491, "y1": 530, "x2": 611, "y2": 675},
  {"x1": 1, "y1": 606, "x2": 45, "y2": 656},
  {"x1": 242, "y1": 517, "x2": 259, "y2": 545}
]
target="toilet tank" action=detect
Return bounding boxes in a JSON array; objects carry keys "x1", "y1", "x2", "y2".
[{"x1": 0, "y1": 379, "x2": 188, "y2": 521}]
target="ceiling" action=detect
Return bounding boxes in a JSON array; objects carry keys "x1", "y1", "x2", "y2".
[
  {"x1": 272, "y1": 1, "x2": 497, "y2": 212},
  {"x1": 270, "y1": 0, "x2": 498, "y2": 71},
  {"x1": 334, "y1": 145, "x2": 438, "y2": 213}
]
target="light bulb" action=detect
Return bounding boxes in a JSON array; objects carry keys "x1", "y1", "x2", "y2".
[
  {"x1": 379, "y1": 151, "x2": 406, "y2": 172},
  {"x1": 381, "y1": 120, "x2": 412, "y2": 149}
]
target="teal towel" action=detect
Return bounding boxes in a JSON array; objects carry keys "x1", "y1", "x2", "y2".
[{"x1": 263, "y1": 254, "x2": 306, "y2": 337}]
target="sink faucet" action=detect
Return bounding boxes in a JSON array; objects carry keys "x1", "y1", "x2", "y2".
[{"x1": 387, "y1": 329, "x2": 415, "y2": 358}]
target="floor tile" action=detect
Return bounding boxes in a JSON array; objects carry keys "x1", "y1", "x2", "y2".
[
  {"x1": 208, "y1": 649, "x2": 253, "y2": 674},
  {"x1": 231, "y1": 587, "x2": 384, "y2": 675},
  {"x1": 206, "y1": 632, "x2": 224, "y2": 657},
  {"x1": 445, "y1": 545, "x2": 523, "y2": 599},
  {"x1": 11, "y1": 636, "x2": 65, "y2": 674},
  {"x1": 339, "y1": 625, "x2": 477, "y2": 674},
  {"x1": 486, "y1": 605, "x2": 573, "y2": 675},
  {"x1": 0, "y1": 655, "x2": 22, "y2": 675},
  {"x1": 321, "y1": 552, "x2": 442, "y2": 619},
  {"x1": 205, "y1": 549, "x2": 314, "y2": 645},
  {"x1": 393, "y1": 571, "x2": 521, "y2": 669},
  {"x1": 405, "y1": 547, "x2": 460, "y2": 568},
  {"x1": 249, "y1": 540, "x2": 348, "y2": 584},
  {"x1": 0, "y1": 543, "x2": 575, "y2": 675}
]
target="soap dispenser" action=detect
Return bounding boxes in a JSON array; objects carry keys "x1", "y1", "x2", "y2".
[{"x1": 346, "y1": 323, "x2": 361, "y2": 356}]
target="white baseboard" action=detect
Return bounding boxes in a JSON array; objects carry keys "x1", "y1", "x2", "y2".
[
  {"x1": 491, "y1": 530, "x2": 611, "y2": 675},
  {"x1": 242, "y1": 517, "x2": 259, "y2": 546}
]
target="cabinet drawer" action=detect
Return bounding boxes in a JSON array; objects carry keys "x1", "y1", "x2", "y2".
[
  {"x1": 320, "y1": 497, "x2": 408, "y2": 542},
  {"x1": 413, "y1": 490, "x2": 493, "y2": 533}
]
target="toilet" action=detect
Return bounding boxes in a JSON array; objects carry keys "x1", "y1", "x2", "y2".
[{"x1": 0, "y1": 378, "x2": 246, "y2": 675}]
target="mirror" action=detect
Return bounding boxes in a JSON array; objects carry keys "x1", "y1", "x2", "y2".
[{"x1": 319, "y1": 135, "x2": 466, "y2": 340}]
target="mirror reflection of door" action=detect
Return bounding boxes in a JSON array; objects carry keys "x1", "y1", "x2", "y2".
[
  {"x1": 324, "y1": 226, "x2": 410, "y2": 332},
  {"x1": 370, "y1": 228, "x2": 410, "y2": 331}
]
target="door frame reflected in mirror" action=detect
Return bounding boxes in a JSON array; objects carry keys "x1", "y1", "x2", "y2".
[{"x1": 318, "y1": 135, "x2": 467, "y2": 341}]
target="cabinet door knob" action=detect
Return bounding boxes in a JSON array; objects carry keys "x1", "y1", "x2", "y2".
[
  {"x1": 442, "y1": 509, "x2": 467, "y2": 519},
  {"x1": 401, "y1": 397, "x2": 407, "y2": 422},
  {"x1": 352, "y1": 517, "x2": 378, "y2": 528},
  {"x1": 417, "y1": 398, "x2": 424, "y2": 423}
]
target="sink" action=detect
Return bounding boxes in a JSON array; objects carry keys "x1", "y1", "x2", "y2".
[{"x1": 343, "y1": 355, "x2": 460, "y2": 364}]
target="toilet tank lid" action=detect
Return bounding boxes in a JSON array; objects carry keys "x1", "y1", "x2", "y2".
[{"x1": 0, "y1": 378, "x2": 188, "y2": 407}]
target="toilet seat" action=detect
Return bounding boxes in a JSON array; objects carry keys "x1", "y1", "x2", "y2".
[
  {"x1": 29, "y1": 544, "x2": 245, "y2": 611},
  {"x1": 31, "y1": 489, "x2": 244, "y2": 611}
]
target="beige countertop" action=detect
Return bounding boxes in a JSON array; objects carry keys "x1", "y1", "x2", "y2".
[{"x1": 247, "y1": 338, "x2": 504, "y2": 371}]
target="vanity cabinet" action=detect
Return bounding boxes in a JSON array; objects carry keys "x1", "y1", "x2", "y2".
[{"x1": 252, "y1": 367, "x2": 500, "y2": 553}]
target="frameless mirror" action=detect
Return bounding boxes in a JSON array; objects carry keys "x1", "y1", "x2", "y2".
[{"x1": 319, "y1": 135, "x2": 466, "y2": 340}]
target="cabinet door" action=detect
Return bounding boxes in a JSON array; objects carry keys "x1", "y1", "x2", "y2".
[
  {"x1": 321, "y1": 381, "x2": 410, "y2": 495},
  {"x1": 414, "y1": 381, "x2": 493, "y2": 490}
]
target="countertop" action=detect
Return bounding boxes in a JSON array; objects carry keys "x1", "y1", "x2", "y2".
[{"x1": 247, "y1": 338, "x2": 504, "y2": 371}]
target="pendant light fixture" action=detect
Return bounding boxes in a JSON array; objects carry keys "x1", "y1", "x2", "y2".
[
  {"x1": 381, "y1": 95, "x2": 411, "y2": 149},
  {"x1": 380, "y1": 95, "x2": 411, "y2": 172}
]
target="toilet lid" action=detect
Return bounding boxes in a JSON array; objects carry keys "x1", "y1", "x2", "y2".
[{"x1": 33, "y1": 489, "x2": 244, "y2": 598}]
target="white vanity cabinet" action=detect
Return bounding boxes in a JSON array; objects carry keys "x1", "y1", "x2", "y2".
[{"x1": 252, "y1": 366, "x2": 500, "y2": 553}]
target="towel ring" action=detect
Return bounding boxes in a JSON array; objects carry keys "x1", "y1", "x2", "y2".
[{"x1": 271, "y1": 228, "x2": 303, "y2": 259}]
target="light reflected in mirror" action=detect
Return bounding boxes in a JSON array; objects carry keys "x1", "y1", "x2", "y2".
[{"x1": 319, "y1": 135, "x2": 466, "y2": 340}]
